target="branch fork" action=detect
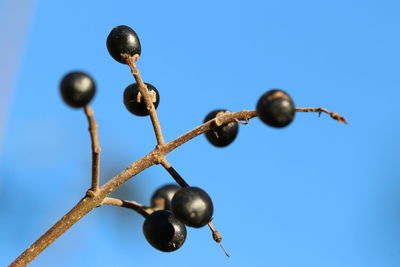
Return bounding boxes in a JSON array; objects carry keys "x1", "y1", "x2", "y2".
[{"x1": 10, "y1": 54, "x2": 348, "y2": 266}]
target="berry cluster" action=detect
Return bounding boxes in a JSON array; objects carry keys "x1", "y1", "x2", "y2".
[
  {"x1": 59, "y1": 25, "x2": 219, "y2": 253},
  {"x1": 58, "y1": 25, "x2": 298, "y2": 254},
  {"x1": 10, "y1": 20, "x2": 347, "y2": 265},
  {"x1": 144, "y1": 184, "x2": 213, "y2": 251}
]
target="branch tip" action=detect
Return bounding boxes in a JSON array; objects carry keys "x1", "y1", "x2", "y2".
[{"x1": 295, "y1": 107, "x2": 348, "y2": 124}]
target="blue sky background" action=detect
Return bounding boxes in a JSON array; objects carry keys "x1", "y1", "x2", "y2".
[{"x1": 1, "y1": 0, "x2": 400, "y2": 266}]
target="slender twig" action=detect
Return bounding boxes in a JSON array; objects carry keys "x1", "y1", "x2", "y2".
[
  {"x1": 123, "y1": 54, "x2": 165, "y2": 146},
  {"x1": 159, "y1": 110, "x2": 258, "y2": 155},
  {"x1": 295, "y1": 107, "x2": 348, "y2": 124},
  {"x1": 84, "y1": 105, "x2": 101, "y2": 192},
  {"x1": 160, "y1": 159, "x2": 189, "y2": 187},
  {"x1": 101, "y1": 197, "x2": 152, "y2": 218},
  {"x1": 10, "y1": 110, "x2": 254, "y2": 266},
  {"x1": 9, "y1": 152, "x2": 154, "y2": 267},
  {"x1": 10, "y1": 104, "x2": 346, "y2": 266}
]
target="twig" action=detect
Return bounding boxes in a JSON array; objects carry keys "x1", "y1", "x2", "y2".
[
  {"x1": 10, "y1": 110, "x2": 254, "y2": 266},
  {"x1": 9, "y1": 152, "x2": 155, "y2": 267},
  {"x1": 101, "y1": 197, "x2": 153, "y2": 218},
  {"x1": 124, "y1": 54, "x2": 165, "y2": 146},
  {"x1": 10, "y1": 105, "x2": 346, "y2": 265},
  {"x1": 159, "y1": 110, "x2": 258, "y2": 155},
  {"x1": 83, "y1": 105, "x2": 100, "y2": 192},
  {"x1": 159, "y1": 159, "x2": 189, "y2": 187},
  {"x1": 295, "y1": 107, "x2": 348, "y2": 124},
  {"x1": 208, "y1": 222, "x2": 230, "y2": 257}
]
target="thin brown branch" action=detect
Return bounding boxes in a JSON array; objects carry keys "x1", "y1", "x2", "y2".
[
  {"x1": 102, "y1": 197, "x2": 153, "y2": 218},
  {"x1": 295, "y1": 107, "x2": 348, "y2": 124},
  {"x1": 208, "y1": 221, "x2": 230, "y2": 257},
  {"x1": 10, "y1": 195, "x2": 101, "y2": 267},
  {"x1": 10, "y1": 151, "x2": 156, "y2": 267},
  {"x1": 84, "y1": 105, "x2": 101, "y2": 192},
  {"x1": 11, "y1": 105, "x2": 345, "y2": 265},
  {"x1": 11, "y1": 110, "x2": 251, "y2": 265},
  {"x1": 160, "y1": 159, "x2": 189, "y2": 187},
  {"x1": 124, "y1": 54, "x2": 165, "y2": 146},
  {"x1": 160, "y1": 110, "x2": 258, "y2": 155}
]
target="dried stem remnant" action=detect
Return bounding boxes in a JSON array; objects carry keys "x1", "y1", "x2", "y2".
[
  {"x1": 295, "y1": 107, "x2": 348, "y2": 124},
  {"x1": 208, "y1": 222, "x2": 230, "y2": 257}
]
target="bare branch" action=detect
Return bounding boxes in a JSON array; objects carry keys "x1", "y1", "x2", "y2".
[
  {"x1": 295, "y1": 107, "x2": 348, "y2": 124},
  {"x1": 10, "y1": 105, "x2": 346, "y2": 265},
  {"x1": 84, "y1": 105, "x2": 101, "y2": 192},
  {"x1": 9, "y1": 196, "x2": 100, "y2": 267},
  {"x1": 10, "y1": 109, "x2": 257, "y2": 265},
  {"x1": 10, "y1": 152, "x2": 156, "y2": 267}
]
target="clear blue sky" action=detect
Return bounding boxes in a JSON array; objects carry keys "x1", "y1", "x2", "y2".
[{"x1": 1, "y1": 0, "x2": 400, "y2": 266}]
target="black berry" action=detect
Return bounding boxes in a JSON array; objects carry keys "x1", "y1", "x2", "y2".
[
  {"x1": 107, "y1": 25, "x2": 141, "y2": 64},
  {"x1": 123, "y1": 83, "x2": 160, "y2": 116},
  {"x1": 204, "y1": 109, "x2": 239, "y2": 147},
  {"x1": 60, "y1": 71, "x2": 96, "y2": 108},
  {"x1": 151, "y1": 184, "x2": 180, "y2": 210},
  {"x1": 171, "y1": 186, "x2": 213, "y2": 228},
  {"x1": 256, "y1": 89, "x2": 295, "y2": 128},
  {"x1": 143, "y1": 210, "x2": 187, "y2": 252}
]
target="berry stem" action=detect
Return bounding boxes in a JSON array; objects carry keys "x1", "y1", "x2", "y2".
[
  {"x1": 295, "y1": 107, "x2": 348, "y2": 124},
  {"x1": 84, "y1": 105, "x2": 101, "y2": 192},
  {"x1": 159, "y1": 158, "x2": 228, "y2": 255},
  {"x1": 159, "y1": 159, "x2": 189, "y2": 187},
  {"x1": 124, "y1": 54, "x2": 166, "y2": 145},
  {"x1": 102, "y1": 197, "x2": 152, "y2": 218}
]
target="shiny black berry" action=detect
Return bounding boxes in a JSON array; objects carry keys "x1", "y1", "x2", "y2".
[
  {"x1": 151, "y1": 184, "x2": 180, "y2": 210},
  {"x1": 204, "y1": 109, "x2": 239, "y2": 147},
  {"x1": 256, "y1": 89, "x2": 295, "y2": 128},
  {"x1": 107, "y1": 25, "x2": 141, "y2": 64},
  {"x1": 123, "y1": 83, "x2": 160, "y2": 116},
  {"x1": 143, "y1": 210, "x2": 187, "y2": 252},
  {"x1": 60, "y1": 71, "x2": 96, "y2": 108},
  {"x1": 171, "y1": 186, "x2": 213, "y2": 228}
]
